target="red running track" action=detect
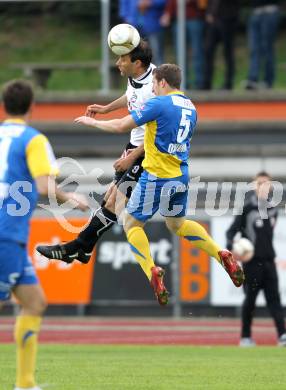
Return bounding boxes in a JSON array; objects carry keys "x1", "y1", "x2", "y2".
[{"x1": 0, "y1": 318, "x2": 280, "y2": 346}]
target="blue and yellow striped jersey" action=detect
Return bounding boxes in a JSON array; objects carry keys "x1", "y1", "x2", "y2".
[
  {"x1": 131, "y1": 91, "x2": 197, "y2": 178},
  {"x1": 0, "y1": 119, "x2": 58, "y2": 244}
]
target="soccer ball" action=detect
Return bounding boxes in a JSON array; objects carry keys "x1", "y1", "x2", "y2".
[
  {"x1": 232, "y1": 238, "x2": 254, "y2": 263},
  {"x1": 108, "y1": 24, "x2": 140, "y2": 56}
]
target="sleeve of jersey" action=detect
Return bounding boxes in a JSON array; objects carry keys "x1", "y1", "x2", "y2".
[
  {"x1": 26, "y1": 134, "x2": 59, "y2": 178},
  {"x1": 130, "y1": 98, "x2": 160, "y2": 127}
]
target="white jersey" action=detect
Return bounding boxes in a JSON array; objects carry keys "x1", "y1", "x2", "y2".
[{"x1": 126, "y1": 63, "x2": 156, "y2": 146}]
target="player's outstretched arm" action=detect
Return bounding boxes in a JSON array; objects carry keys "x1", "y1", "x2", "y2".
[
  {"x1": 86, "y1": 94, "x2": 127, "y2": 117},
  {"x1": 35, "y1": 175, "x2": 89, "y2": 211},
  {"x1": 74, "y1": 114, "x2": 136, "y2": 133}
]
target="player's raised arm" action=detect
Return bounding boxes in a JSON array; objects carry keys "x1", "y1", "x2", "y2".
[
  {"x1": 74, "y1": 114, "x2": 136, "y2": 133},
  {"x1": 86, "y1": 94, "x2": 127, "y2": 117}
]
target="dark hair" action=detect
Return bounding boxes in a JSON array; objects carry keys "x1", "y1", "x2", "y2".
[
  {"x1": 2, "y1": 80, "x2": 34, "y2": 115},
  {"x1": 255, "y1": 171, "x2": 271, "y2": 179},
  {"x1": 129, "y1": 39, "x2": 152, "y2": 68},
  {"x1": 153, "y1": 64, "x2": 181, "y2": 89}
]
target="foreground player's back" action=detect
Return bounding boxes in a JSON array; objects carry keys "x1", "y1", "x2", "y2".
[
  {"x1": 0, "y1": 121, "x2": 37, "y2": 239},
  {"x1": 0, "y1": 119, "x2": 56, "y2": 243}
]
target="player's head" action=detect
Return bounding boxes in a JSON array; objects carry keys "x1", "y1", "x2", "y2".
[
  {"x1": 254, "y1": 171, "x2": 272, "y2": 199},
  {"x1": 116, "y1": 39, "x2": 152, "y2": 78},
  {"x1": 2, "y1": 79, "x2": 34, "y2": 117},
  {"x1": 152, "y1": 64, "x2": 181, "y2": 96}
]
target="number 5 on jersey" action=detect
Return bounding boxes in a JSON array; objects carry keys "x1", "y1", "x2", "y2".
[{"x1": 177, "y1": 109, "x2": 192, "y2": 143}]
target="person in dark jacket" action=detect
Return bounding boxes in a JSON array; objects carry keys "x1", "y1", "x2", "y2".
[{"x1": 226, "y1": 171, "x2": 286, "y2": 347}]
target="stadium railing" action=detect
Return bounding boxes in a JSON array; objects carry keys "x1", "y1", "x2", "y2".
[{"x1": 11, "y1": 61, "x2": 119, "y2": 89}]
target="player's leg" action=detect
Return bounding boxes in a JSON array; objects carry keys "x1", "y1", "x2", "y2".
[
  {"x1": 124, "y1": 213, "x2": 154, "y2": 279},
  {"x1": 161, "y1": 177, "x2": 222, "y2": 258},
  {"x1": 263, "y1": 262, "x2": 286, "y2": 343},
  {"x1": 71, "y1": 182, "x2": 130, "y2": 251},
  {"x1": 124, "y1": 171, "x2": 168, "y2": 305},
  {"x1": 166, "y1": 217, "x2": 223, "y2": 259},
  {"x1": 240, "y1": 262, "x2": 262, "y2": 346},
  {"x1": 76, "y1": 181, "x2": 119, "y2": 251},
  {"x1": 36, "y1": 153, "x2": 143, "y2": 264},
  {"x1": 161, "y1": 178, "x2": 244, "y2": 287},
  {"x1": 75, "y1": 152, "x2": 144, "y2": 251},
  {"x1": 75, "y1": 155, "x2": 144, "y2": 251},
  {"x1": 13, "y1": 284, "x2": 46, "y2": 390},
  {"x1": 166, "y1": 217, "x2": 244, "y2": 287},
  {"x1": 36, "y1": 180, "x2": 118, "y2": 264},
  {"x1": 0, "y1": 242, "x2": 46, "y2": 390}
]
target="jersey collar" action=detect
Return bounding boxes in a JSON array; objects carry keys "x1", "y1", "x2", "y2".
[
  {"x1": 3, "y1": 118, "x2": 26, "y2": 124},
  {"x1": 129, "y1": 64, "x2": 154, "y2": 88},
  {"x1": 167, "y1": 90, "x2": 185, "y2": 96}
]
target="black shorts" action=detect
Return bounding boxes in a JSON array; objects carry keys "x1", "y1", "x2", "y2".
[{"x1": 114, "y1": 142, "x2": 144, "y2": 199}]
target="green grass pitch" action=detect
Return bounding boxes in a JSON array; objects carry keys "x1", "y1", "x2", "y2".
[{"x1": 1, "y1": 344, "x2": 286, "y2": 390}]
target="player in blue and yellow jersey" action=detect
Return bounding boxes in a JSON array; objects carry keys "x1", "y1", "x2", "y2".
[
  {"x1": 0, "y1": 80, "x2": 88, "y2": 390},
  {"x1": 72, "y1": 64, "x2": 244, "y2": 305}
]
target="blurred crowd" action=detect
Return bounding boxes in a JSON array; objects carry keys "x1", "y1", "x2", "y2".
[{"x1": 119, "y1": 0, "x2": 282, "y2": 90}]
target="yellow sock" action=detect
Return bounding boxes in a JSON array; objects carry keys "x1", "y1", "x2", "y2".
[
  {"x1": 176, "y1": 220, "x2": 222, "y2": 263},
  {"x1": 14, "y1": 315, "x2": 42, "y2": 388},
  {"x1": 127, "y1": 226, "x2": 155, "y2": 280}
]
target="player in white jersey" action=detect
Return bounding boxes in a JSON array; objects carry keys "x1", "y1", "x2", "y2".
[
  {"x1": 37, "y1": 40, "x2": 155, "y2": 264},
  {"x1": 125, "y1": 65, "x2": 156, "y2": 147}
]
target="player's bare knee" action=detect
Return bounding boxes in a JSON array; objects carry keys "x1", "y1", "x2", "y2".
[
  {"x1": 104, "y1": 182, "x2": 116, "y2": 202},
  {"x1": 104, "y1": 190, "x2": 117, "y2": 213},
  {"x1": 123, "y1": 212, "x2": 131, "y2": 233},
  {"x1": 123, "y1": 211, "x2": 144, "y2": 233},
  {"x1": 23, "y1": 295, "x2": 47, "y2": 316},
  {"x1": 165, "y1": 217, "x2": 184, "y2": 233},
  {"x1": 165, "y1": 219, "x2": 177, "y2": 233},
  {"x1": 33, "y1": 296, "x2": 47, "y2": 315},
  {"x1": 39, "y1": 295, "x2": 48, "y2": 314},
  {"x1": 104, "y1": 198, "x2": 114, "y2": 211}
]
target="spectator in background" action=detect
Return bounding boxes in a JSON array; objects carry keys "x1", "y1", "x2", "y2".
[
  {"x1": 119, "y1": 0, "x2": 166, "y2": 65},
  {"x1": 137, "y1": 0, "x2": 166, "y2": 65},
  {"x1": 245, "y1": 1, "x2": 280, "y2": 90},
  {"x1": 119, "y1": 0, "x2": 140, "y2": 28},
  {"x1": 161, "y1": 0, "x2": 207, "y2": 89},
  {"x1": 203, "y1": 0, "x2": 239, "y2": 90},
  {"x1": 226, "y1": 172, "x2": 286, "y2": 347}
]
